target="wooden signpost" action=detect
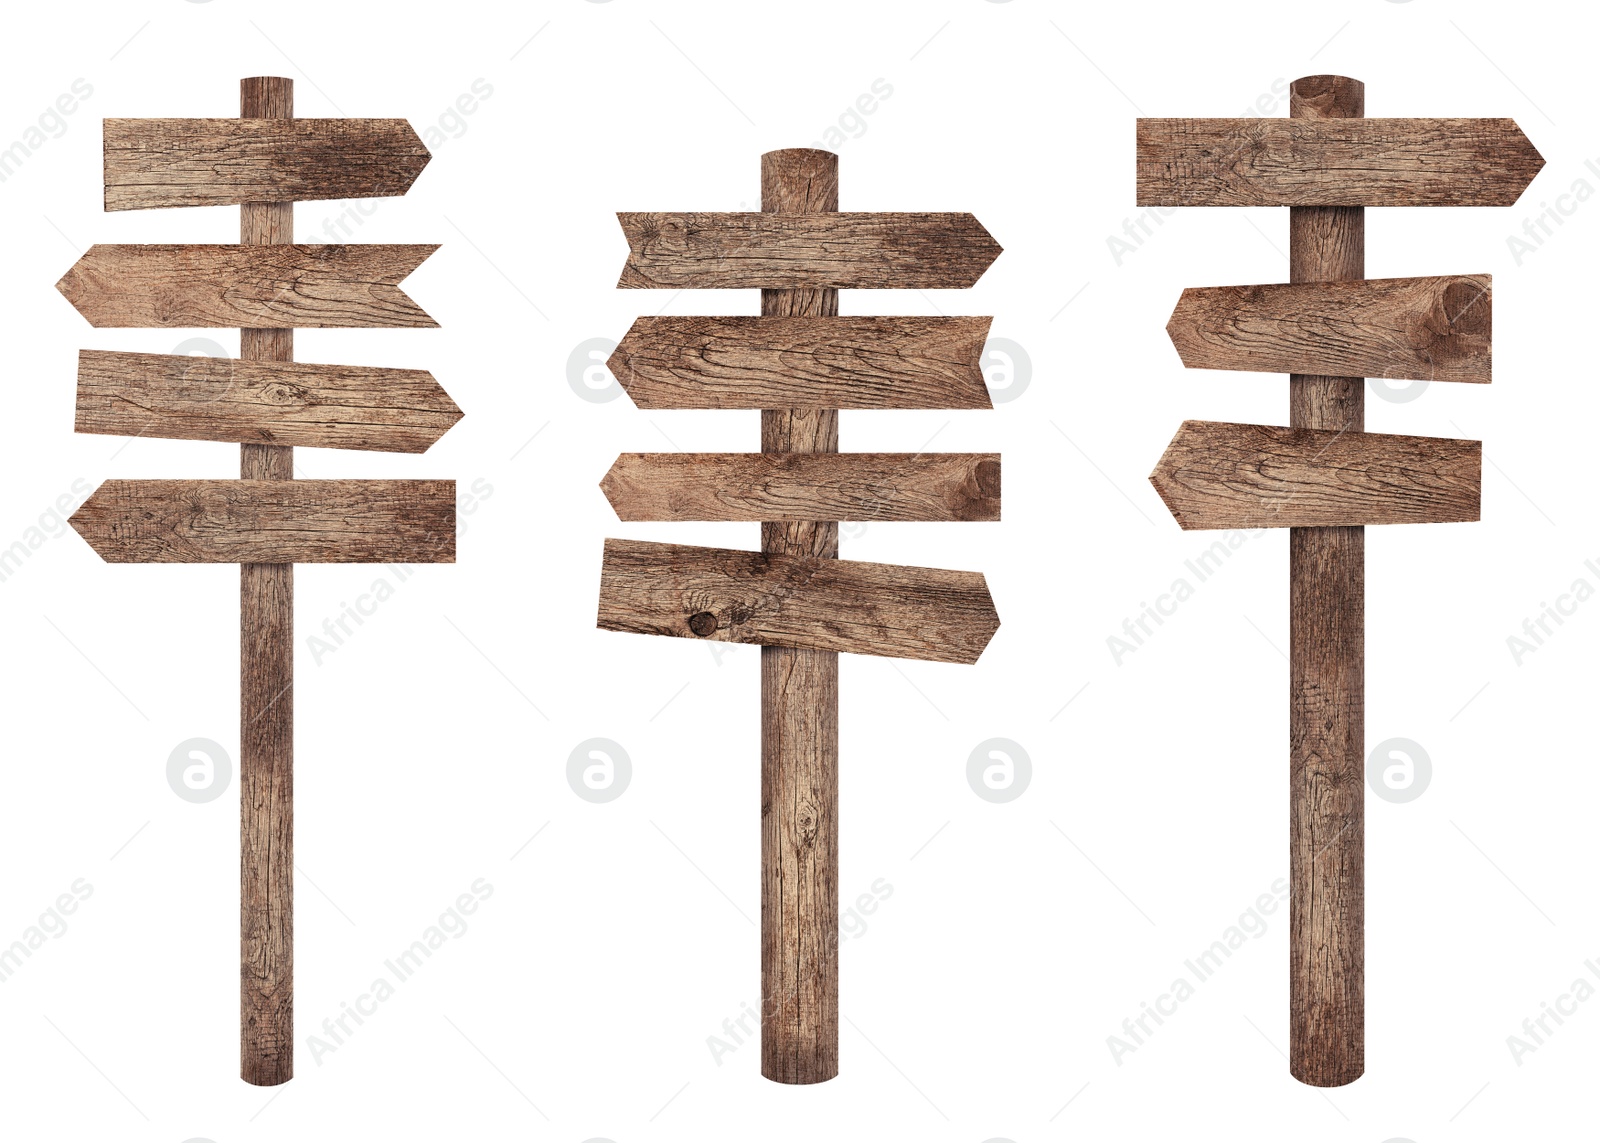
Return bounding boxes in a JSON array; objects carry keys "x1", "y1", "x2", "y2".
[
  {"x1": 1139, "y1": 76, "x2": 1541, "y2": 1086},
  {"x1": 597, "y1": 150, "x2": 1001, "y2": 1083},
  {"x1": 57, "y1": 78, "x2": 457, "y2": 1086}
]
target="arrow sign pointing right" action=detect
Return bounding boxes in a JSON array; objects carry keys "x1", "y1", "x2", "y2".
[
  {"x1": 104, "y1": 118, "x2": 430, "y2": 210},
  {"x1": 617, "y1": 213, "x2": 1002, "y2": 289},
  {"x1": 1137, "y1": 118, "x2": 1543, "y2": 206},
  {"x1": 597, "y1": 538, "x2": 999, "y2": 663},
  {"x1": 1150, "y1": 420, "x2": 1481, "y2": 529},
  {"x1": 74, "y1": 350, "x2": 462, "y2": 453}
]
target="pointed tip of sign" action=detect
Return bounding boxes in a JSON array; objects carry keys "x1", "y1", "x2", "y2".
[
  {"x1": 67, "y1": 483, "x2": 110, "y2": 559},
  {"x1": 606, "y1": 323, "x2": 644, "y2": 408},
  {"x1": 969, "y1": 576, "x2": 1001, "y2": 664},
  {"x1": 1148, "y1": 421, "x2": 1200, "y2": 530},
  {"x1": 597, "y1": 455, "x2": 629, "y2": 520}
]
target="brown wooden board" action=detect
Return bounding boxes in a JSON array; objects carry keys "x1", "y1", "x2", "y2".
[
  {"x1": 610, "y1": 316, "x2": 993, "y2": 409},
  {"x1": 1136, "y1": 118, "x2": 1543, "y2": 207},
  {"x1": 57, "y1": 244, "x2": 437, "y2": 328},
  {"x1": 74, "y1": 350, "x2": 462, "y2": 453},
  {"x1": 617, "y1": 212, "x2": 1001, "y2": 289},
  {"x1": 600, "y1": 452, "x2": 1000, "y2": 522},
  {"x1": 596, "y1": 538, "x2": 998, "y2": 664},
  {"x1": 104, "y1": 118, "x2": 429, "y2": 211},
  {"x1": 1167, "y1": 275, "x2": 1491, "y2": 384},
  {"x1": 1149, "y1": 420, "x2": 1480, "y2": 529},
  {"x1": 70, "y1": 479, "x2": 456, "y2": 563}
]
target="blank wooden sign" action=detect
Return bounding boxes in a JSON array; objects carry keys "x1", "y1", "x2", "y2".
[
  {"x1": 57, "y1": 78, "x2": 458, "y2": 1088},
  {"x1": 597, "y1": 150, "x2": 1001, "y2": 1084},
  {"x1": 1139, "y1": 75, "x2": 1540, "y2": 1088}
]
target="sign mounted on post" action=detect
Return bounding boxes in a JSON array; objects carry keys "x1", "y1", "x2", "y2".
[
  {"x1": 597, "y1": 149, "x2": 1002, "y2": 1084},
  {"x1": 1138, "y1": 75, "x2": 1541, "y2": 1088},
  {"x1": 58, "y1": 78, "x2": 458, "y2": 1087}
]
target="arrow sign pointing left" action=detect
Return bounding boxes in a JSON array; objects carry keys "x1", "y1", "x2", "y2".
[
  {"x1": 104, "y1": 118, "x2": 430, "y2": 210},
  {"x1": 1150, "y1": 420, "x2": 1481, "y2": 529},
  {"x1": 56, "y1": 245, "x2": 438, "y2": 328},
  {"x1": 70, "y1": 479, "x2": 456, "y2": 563}
]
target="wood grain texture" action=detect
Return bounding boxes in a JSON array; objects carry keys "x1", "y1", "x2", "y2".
[
  {"x1": 616, "y1": 212, "x2": 1001, "y2": 289},
  {"x1": 1136, "y1": 116, "x2": 1543, "y2": 207},
  {"x1": 104, "y1": 117, "x2": 429, "y2": 210},
  {"x1": 75, "y1": 350, "x2": 462, "y2": 453},
  {"x1": 596, "y1": 538, "x2": 999, "y2": 664},
  {"x1": 238, "y1": 74, "x2": 294, "y2": 1091},
  {"x1": 1149, "y1": 419, "x2": 1480, "y2": 529},
  {"x1": 600, "y1": 452, "x2": 1001, "y2": 522},
  {"x1": 56, "y1": 244, "x2": 438, "y2": 328},
  {"x1": 1288, "y1": 74, "x2": 1364, "y2": 1090},
  {"x1": 759, "y1": 149, "x2": 840, "y2": 1086},
  {"x1": 70, "y1": 479, "x2": 457, "y2": 564},
  {"x1": 1167, "y1": 275, "x2": 1491, "y2": 384},
  {"x1": 610, "y1": 316, "x2": 994, "y2": 409}
]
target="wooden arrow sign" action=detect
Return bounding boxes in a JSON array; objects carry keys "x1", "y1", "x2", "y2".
[
  {"x1": 75, "y1": 350, "x2": 461, "y2": 453},
  {"x1": 597, "y1": 538, "x2": 998, "y2": 664},
  {"x1": 601, "y1": 453, "x2": 1000, "y2": 522},
  {"x1": 1167, "y1": 275, "x2": 1491, "y2": 384},
  {"x1": 104, "y1": 118, "x2": 429, "y2": 210},
  {"x1": 70, "y1": 479, "x2": 456, "y2": 563},
  {"x1": 56, "y1": 244, "x2": 437, "y2": 328},
  {"x1": 1140, "y1": 75, "x2": 1533, "y2": 1090},
  {"x1": 601, "y1": 151, "x2": 1001, "y2": 1083},
  {"x1": 69, "y1": 77, "x2": 452, "y2": 1088},
  {"x1": 609, "y1": 316, "x2": 993, "y2": 409},
  {"x1": 617, "y1": 212, "x2": 1002, "y2": 288},
  {"x1": 1136, "y1": 118, "x2": 1543, "y2": 206},
  {"x1": 1149, "y1": 421, "x2": 1481, "y2": 529}
]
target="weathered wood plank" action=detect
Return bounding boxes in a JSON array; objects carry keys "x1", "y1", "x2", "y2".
[
  {"x1": 1136, "y1": 117, "x2": 1543, "y2": 206},
  {"x1": 596, "y1": 538, "x2": 999, "y2": 664},
  {"x1": 104, "y1": 118, "x2": 429, "y2": 210},
  {"x1": 1167, "y1": 275, "x2": 1491, "y2": 384},
  {"x1": 610, "y1": 316, "x2": 993, "y2": 409},
  {"x1": 617, "y1": 212, "x2": 1001, "y2": 289},
  {"x1": 1148, "y1": 420, "x2": 1480, "y2": 529},
  {"x1": 56, "y1": 244, "x2": 438, "y2": 328},
  {"x1": 75, "y1": 350, "x2": 462, "y2": 453},
  {"x1": 70, "y1": 479, "x2": 456, "y2": 563},
  {"x1": 601, "y1": 452, "x2": 1000, "y2": 522}
]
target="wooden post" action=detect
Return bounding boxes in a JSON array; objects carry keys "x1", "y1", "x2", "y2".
[
  {"x1": 1287, "y1": 74, "x2": 1364, "y2": 1087},
  {"x1": 759, "y1": 148, "x2": 840, "y2": 1084},
  {"x1": 239, "y1": 75, "x2": 295, "y2": 1087}
]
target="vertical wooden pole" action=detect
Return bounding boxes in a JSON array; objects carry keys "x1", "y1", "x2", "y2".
[
  {"x1": 239, "y1": 75, "x2": 295, "y2": 1087},
  {"x1": 1288, "y1": 74, "x2": 1364, "y2": 1087},
  {"x1": 759, "y1": 148, "x2": 840, "y2": 1084}
]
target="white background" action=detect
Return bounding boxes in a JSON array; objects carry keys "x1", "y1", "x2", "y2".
[{"x1": 0, "y1": 1, "x2": 1592, "y2": 1139}]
